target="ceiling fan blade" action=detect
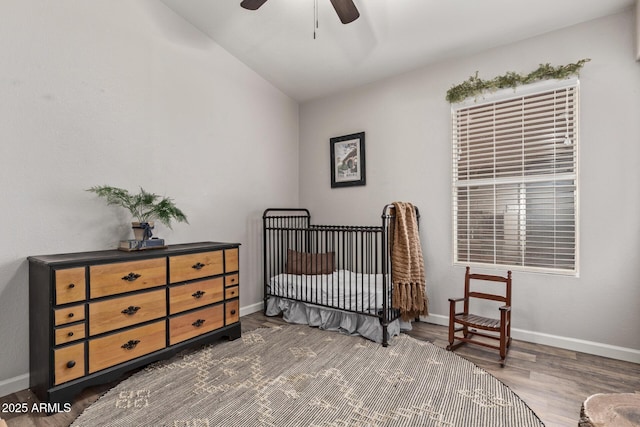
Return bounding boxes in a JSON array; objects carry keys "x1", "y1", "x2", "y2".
[
  {"x1": 329, "y1": 0, "x2": 360, "y2": 24},
  {"x1": 240, "y1": 0, "x2": 269, "y2": 11}
]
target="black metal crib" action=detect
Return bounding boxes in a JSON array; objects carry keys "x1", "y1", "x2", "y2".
[{"x1": 262, "y1": 204, "x2": 419, "y2": 346}]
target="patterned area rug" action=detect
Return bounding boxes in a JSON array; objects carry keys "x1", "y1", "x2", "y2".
[{"x1": 72, "y1": 325, "x2": 544, "y2": 427}]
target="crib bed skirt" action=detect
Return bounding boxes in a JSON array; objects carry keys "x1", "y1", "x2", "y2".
[{"x1": 265, "y1": 296, "x2": 411, "y2": 344}]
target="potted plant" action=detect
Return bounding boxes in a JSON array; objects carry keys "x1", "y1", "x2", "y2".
[{"x1": 87, "y1": 185, "x2": 188, "y2": 241}]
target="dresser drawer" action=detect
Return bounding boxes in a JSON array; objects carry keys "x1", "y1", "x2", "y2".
[
  {"x1": 225, "y1": 248, "x2": 239, "y2": 272},
  {"x1": 225, "y1": 286, "x2": 239, "y2": 300},
  {"x1": 90, "y1": 258, "x2": 166, "y2": 298},
  {"x1": 225, "y1": 273, "x2": 239, "y2": 288},
  {"x1": 54, "y1": 342, "x2": 85, "y2": 385},
  {"x1": 170, "y1": 251, "x2": 224, "y2": 283},
  {"x1": 54, "y1": 305, "x2": 85, "y2": 326},
  {"x1": 55, "y1": 268, "x2": 86, "y2": 305},
  {"x1": 89, "y1": 289, "x2": 166, "y2": 336},
  {"x1": 55, "y1": 323, "x2": 86, "y2": 346},
  {"x1": 226, "y1": 300, "x2": 239, "y2": 325},
  {"x1": 169, "y1": 305, "x2": 224, "y2": 346},
  {"x1": 169, "y1": 278, "x2": 224, "y2": 315},
  {"x1": 89, "y1": 320, "x2": 166, "y2": 374}
]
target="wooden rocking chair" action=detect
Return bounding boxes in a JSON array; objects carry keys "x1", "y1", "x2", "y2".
[{"x1": 447, "y1": 266, "x2": 512, "y2": 367}]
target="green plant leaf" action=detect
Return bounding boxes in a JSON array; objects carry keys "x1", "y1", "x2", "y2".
[
  {"x1": 87, "y1": 185, "x2": 188, "y2": 228},
  {"x1": 446, "y1": 59, "x2": 590, "y2": 103}
]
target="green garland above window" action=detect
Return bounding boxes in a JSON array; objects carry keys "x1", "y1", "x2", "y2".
[{"x1": 446, "y1": 58, "x2": 590, "y2": 103}]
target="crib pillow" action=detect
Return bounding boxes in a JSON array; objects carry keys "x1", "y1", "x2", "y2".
[{"x1": 286, "y1": 249, "x2": 336, "y2": 275}]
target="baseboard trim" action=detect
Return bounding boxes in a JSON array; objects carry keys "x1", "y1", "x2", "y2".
[
  {"x1": 0, "y1": 373, "x2": 28, "y2": 400},
  {"x1": 240, "y1": 301, "x2": 263, "y2": 317},
  {"x1": 423, "y1": 314, "x2": 640, "y2": 364}
]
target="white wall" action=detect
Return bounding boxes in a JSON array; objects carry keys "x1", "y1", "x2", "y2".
[
  {"x1": 300, "y1": 10, "x2": 640, "y2": 361},
  {"x1": 0, "y1": 0, "x2": 298, "y2": 396}
]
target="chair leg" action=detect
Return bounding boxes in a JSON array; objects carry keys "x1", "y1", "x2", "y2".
[
  {"x1": 447, "y1": 326, "x2": 454, "y2": 351},
  {"x1": 499, "y1": 310, "x2": 508, "y2": 367},
  {"x1": 447, "y1": 301, "x2": 455, "y2": 350},
  {"x1": 499, "y1": 333, "x2": 508, "y2": 367}
]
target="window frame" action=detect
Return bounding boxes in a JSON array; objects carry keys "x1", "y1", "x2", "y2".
[{"x1": 451, "y1": 78, "x2": 580, "y2": 276}]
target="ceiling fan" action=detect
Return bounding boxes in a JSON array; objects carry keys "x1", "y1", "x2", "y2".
[{"x1": 240, "y1": 0, "x2": 360, "y2": 24}]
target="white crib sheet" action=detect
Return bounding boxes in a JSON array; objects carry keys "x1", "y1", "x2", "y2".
[{"x1": 268, "y1": 270, "x2": 389, "y2": 313}]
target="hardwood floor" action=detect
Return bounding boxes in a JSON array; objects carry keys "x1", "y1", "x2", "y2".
[
  {"x1": 2, "y1": 312, "x2": 639, "y2": 426},
  {"x1": 401, "y1": 320, "x2": 640, "y2": 427}
]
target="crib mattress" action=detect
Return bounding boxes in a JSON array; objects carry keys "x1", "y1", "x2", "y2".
[{"x1": 268, "y1": 270, "x2": 389, "y2": 313}]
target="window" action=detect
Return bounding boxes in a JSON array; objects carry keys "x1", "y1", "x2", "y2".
[{"x1": 452, "y1": 79, "x2": 579, "y2": 275}]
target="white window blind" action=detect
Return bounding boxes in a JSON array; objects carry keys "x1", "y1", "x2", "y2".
[{"x1": 452, "y1": 80, "x2": 579, "y2": 275}]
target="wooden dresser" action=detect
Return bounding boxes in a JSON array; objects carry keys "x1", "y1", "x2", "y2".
[{"x1": 28, "y1": 241, "x2": 241, "y2": 406}]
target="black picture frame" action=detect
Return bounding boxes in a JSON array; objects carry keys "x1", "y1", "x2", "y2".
[{"x1": 330, "y1": 132, "x2": 366, "y2": 188}]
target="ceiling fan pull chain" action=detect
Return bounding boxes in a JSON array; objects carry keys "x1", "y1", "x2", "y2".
[{"x1": 313, "y1": 0, "x2": 318, "y2": 39}]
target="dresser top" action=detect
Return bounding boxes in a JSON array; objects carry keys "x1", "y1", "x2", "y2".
[{"x1": 28, "y1": 241, "x2": 240, "y2": 266}]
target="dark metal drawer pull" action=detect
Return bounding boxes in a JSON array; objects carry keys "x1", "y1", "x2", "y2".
[
  {"x1": 68, "y1": 332, "x2": 74, "y2": 337},
  {"x1": 68, "y1": 283, "x2": 75, "y2": 289},
  {"x1": 66, "y1": 361, "x2": 76, "y2": 369},
  {"x1": 121, "y1": 272, "x2": 141, "y2": 282},
  {"x1": 121, "y1": 340, "x2": 140, "y2": 350},
  {"x1": 192, "y1": 290, "x2": 206, "y2": 299},
  {"x1": 192, "y1": 319, "x2": 205, "y2": 327},
  {"x1": 230, "y1": 310, "x2": 236, "y2": 315},
  {"x1": 122, "y1": 273, "x2": 141, "y2": 282},
  {"x1": 191, "y1": 262, "x2": 205, "y2": 270},
  {"x1": 121, "y1": 306, "x2": 141, "y2": 315},
  {"x1": 68, "y1": 313, "x2": 74, "y2": 318}
]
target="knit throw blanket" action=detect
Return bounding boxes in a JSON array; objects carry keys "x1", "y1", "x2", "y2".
[{"x1": 391, "y1": 202, "x2": 428, "y2": 320}]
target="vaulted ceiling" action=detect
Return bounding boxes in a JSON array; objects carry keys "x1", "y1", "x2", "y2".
[{"x1": 161, "y1": 0, "x2": 635, "y2": 102}]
